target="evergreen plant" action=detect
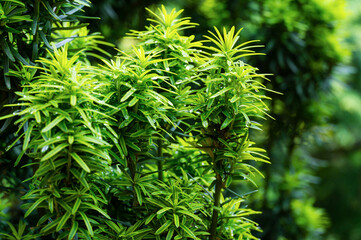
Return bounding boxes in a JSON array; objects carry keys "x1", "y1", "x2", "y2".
[{"x1": 0, "y1": 4, "x2": 273, "y2": 239}]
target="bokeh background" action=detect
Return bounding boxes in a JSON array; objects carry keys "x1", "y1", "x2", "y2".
[{"x1": 1, "y1": 0, "x2": 361, "y2": 239}]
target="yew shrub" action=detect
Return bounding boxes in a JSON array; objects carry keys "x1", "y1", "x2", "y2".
[{"x1": 0, "y1": 4, "x2": 273, "y2": 240}]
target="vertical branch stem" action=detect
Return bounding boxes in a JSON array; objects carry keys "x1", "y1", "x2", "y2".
[{"x1": 210, "y1": 173, "x2": 223, "y2": 240}]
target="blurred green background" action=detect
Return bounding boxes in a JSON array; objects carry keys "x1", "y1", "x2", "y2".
[{"x1": 1, "y1": 0, "x2": 361, "y2": 239}]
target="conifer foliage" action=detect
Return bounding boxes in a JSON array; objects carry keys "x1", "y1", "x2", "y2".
[{"x1": 0, "y1": 4, "x2": 273, "y2": 239}]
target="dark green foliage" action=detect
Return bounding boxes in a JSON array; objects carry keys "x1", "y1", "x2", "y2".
[{"x1": 0, "y1": 0, "x2": 93, "y2": 89}]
